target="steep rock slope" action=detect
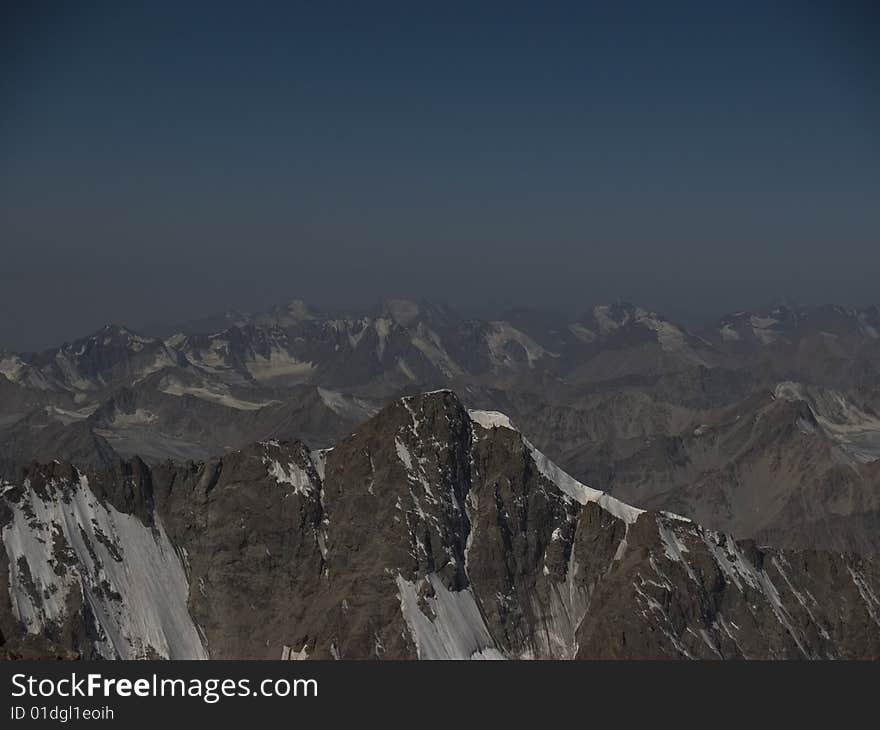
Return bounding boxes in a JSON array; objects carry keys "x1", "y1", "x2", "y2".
[{"x1": 1, "y1": 461, "x2": 205, "y2": 659}]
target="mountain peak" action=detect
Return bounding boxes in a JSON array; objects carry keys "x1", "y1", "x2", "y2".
[
  {"x1": 370, "y1": 298, "x2": 461, "y2": 330},
  {"x1": 96, "y1": 323, "x2": 139, "y2": 338},
  {"x1": 283, "y1": 298, "x2": 312, "y2": 319},
  {"x1": 251, "y1": 298, "x2": 314, "y2": 327},
  {"x1": 379, "y1": 298, "x2": 421, "y2": 325},
  {"x1": 64, "y1": 324, "x2": 157, "y2": 353}
]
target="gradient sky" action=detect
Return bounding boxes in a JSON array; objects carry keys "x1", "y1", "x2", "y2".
[{"x1": 2, "y1": 1, "x2": 878, "y2": 351}]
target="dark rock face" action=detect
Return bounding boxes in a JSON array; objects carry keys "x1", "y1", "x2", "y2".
[
  {"x1": 150, "y1": 441, "x2": 327, "y2": 659},
  {"x1": 0, "y1": 418, "x2": 121, "y2": 479},
  {"x1": 573, "y1": 515, "x2": 880, "y2": 659},
  {"x1": 2, "y1": 391, "x2": 879, "y2": 660}
]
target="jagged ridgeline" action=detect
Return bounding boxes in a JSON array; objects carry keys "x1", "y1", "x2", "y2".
[
  {"x1": 3, "y1": 299, "x2": 880, "y2": 558},
  {"x1": 2, "y1": 391, "x2": 879, "y2": 660}
]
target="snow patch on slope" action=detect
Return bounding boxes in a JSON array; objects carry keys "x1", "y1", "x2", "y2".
[
  {"x1": 159, "y1": 377, "x2": 279, "y2": 411},
  {"x1": 2, "y1": 475, "x2": 206, "y2": 659},
  {"x1": 0, "y1": 354, "x2": 27, "y2": 383},
  {"x1": 532, "y1": 539, "x2": 590, "y2": 659},
  {"x1": 719, "y1": 323, "x2": 741, "y2": 341},
  {"x1": 410, "y1": 328, "x2": 463, "y2": 378},
  {"x1": 640, "y1": 316, "x2": 687, "y2": 353},
  {"x1": 750, "y1": 315, "x2": 781, "y2": 345},
  {"x1": 395, "y1": 573, "x2": 504, "y2": 660},
  {"x1": 774, "y1": 381, "x2": 880, "y2": 462},
  {"x1": 468, "y1": 410, "x2": 644, "y2": 524},
  {"x1": 246, "y1": 349, "x2": 314, "y2": 383},
  {"x1": 486, "y1": 323, "x2": 550, "y2": 369},
  {"x1": 317, "y1": 387, "x2": 377, "y2": 421},
  {"x1": 469, "y1": 410, "x2": 516, "y2": 431},
  {"x1": 395, "y1": 438, "x2": 414, "y2": 471},
  {"x1": 263, "y1": 445, "x2": 317, "y2": 497}
]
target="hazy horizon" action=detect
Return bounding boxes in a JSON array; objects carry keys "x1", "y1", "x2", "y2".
[
  {"x1": 4, "y1": 291, "x2": 880, "y2": 354},
  {"x1": 3, "y1": 1, "x2": 878, "y2": 351}
]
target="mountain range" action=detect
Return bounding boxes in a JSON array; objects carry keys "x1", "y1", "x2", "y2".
[
  {"x1": 3, "y1": 390, "x2": 879, "y2": 659},
  {"x1": 2, "y1": 297, "x2": 879, "y2": 559}
]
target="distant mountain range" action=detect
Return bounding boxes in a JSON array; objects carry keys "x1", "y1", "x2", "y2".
[{"x1": 1, "y1": 296, "x2": 879, "y2": 563}]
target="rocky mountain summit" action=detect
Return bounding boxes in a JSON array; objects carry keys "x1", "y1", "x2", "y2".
[{"x1": 3, "y1": 391, "x2": 878, "y2": 660}]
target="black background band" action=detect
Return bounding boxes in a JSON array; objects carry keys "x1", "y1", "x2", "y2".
[{"x1": 1, "y1": 660, "x2": 876, "y2": 726}]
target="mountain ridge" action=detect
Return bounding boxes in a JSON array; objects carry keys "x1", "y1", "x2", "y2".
[
  {"x1": 3, "y1": 297, "x2": 880, "y2": 559},
  {"x1": 2, "y1": 390, "x2": 879, "y2": 660}
]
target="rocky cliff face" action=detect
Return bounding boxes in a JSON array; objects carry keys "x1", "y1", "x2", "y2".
[{"x1": 2, "y1": 391, "x2": 879, "y2": 660}]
